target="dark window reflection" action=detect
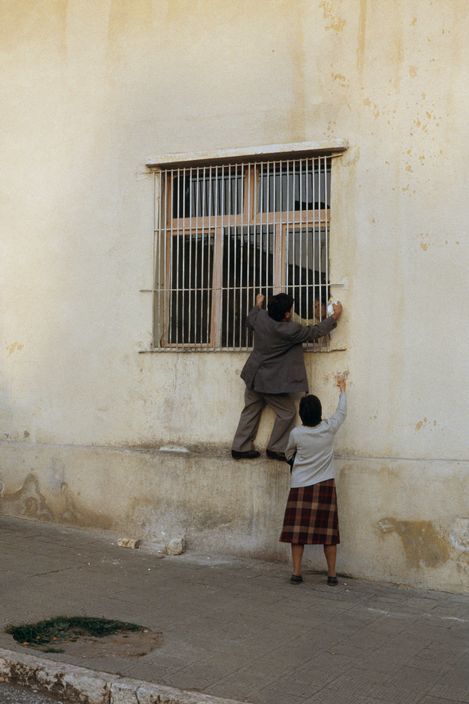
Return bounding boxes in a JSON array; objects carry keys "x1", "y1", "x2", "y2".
[
  {"x1": 258, "y1": 160, "x2": 331, "y2": 213},
  {"x1": 172, "y1": 169, "x2": 243, "y2": 218},
  {"x1": 221, "y1": 226, "x2": 274, "y2": 348},
  {"x1": 169, "y1": 233, "x2": 214, "y2": 344},
  {"x1": 285, "y1": 228, "x2": 329, "y2": 321}
]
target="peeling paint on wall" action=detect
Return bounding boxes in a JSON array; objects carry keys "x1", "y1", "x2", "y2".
[
  {"x1": 1, "y1": 473, "x2": 53, "y2": 522},
  {"x1": 450, "y1": 518, "x2": 469, "y2": 553}
]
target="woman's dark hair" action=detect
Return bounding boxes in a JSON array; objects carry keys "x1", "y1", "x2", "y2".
[
  {"x1": 299, "y1": 395, "x2": 322, "y2": 427},
  {"x1": 268, "y1": 293, "x2": 294, "y2": 322}
]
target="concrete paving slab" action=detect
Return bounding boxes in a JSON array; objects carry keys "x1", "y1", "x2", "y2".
[
  {"x1": 420, "y1": 698, "x2": 468, "y2": 704},
  {"x1": 0, "y1": 515, "x2": 468, "y2": 704}
]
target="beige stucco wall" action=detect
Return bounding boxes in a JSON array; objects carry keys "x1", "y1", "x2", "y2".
[{"x1": 1, "y1": 1, "x2": 468, "y2": 591}]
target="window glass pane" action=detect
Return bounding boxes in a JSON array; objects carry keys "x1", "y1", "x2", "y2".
[
  {"x1": 258, "y1": 160, "x2": 330, "y2": 213},
  {"x1": 221, "y1": 226, "x2": 274, "y2": 348},
  {"x1": 285, "y1": 228, "x2": 329, "y2": 321},
  {"x1": 172, "y1": 169, "x2": 243, "y2": 218},
  {"x1": 169, "y1": 232, "x2": 214, "y2": 344}
]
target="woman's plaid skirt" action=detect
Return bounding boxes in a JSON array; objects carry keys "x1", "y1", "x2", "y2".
[{"x1": 279, "y1": 478, "x2": 340, "y2": 545}]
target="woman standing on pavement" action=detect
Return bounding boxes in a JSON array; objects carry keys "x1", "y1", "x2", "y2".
[{"x1": 279, "y1": 376, "x2": 347, "y2": 585}]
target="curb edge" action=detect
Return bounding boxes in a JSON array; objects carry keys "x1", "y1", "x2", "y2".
[{"x1": 0, "y1": 648, "x2": 246, "y2": 704}]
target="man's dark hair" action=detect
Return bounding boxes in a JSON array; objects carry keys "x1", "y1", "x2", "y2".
[
  {"x1": 299, "y1": 395, "x2": 322, "y2": 427},
  {"x1": 267, "y1": 293, "x2": 294, "y2": 322}
]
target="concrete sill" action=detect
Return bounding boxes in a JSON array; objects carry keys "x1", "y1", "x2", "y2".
[{"x1": 139, "y1": 346, "x2": 347, "y2": 354}]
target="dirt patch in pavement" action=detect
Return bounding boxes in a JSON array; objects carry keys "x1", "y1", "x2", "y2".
[{"x1": 5, "y1": 616, "x2": 162, "y2": 658}]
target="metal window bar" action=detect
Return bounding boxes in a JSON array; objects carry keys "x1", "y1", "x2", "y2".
[
  {"x1": 188, "y1": 167, "x2": 193, "y2": 340},
  {"x1": 243, "y1": 164, "x2": 247, "y2": 346},
  {"x1": 151, "y1": 156, "x2": 333, "y2": 351},
  {"x1": 229, "y1": 164, "x2": 234, "y2": 348},
  {"x1": 200, "y1": 167, "x2": 205, "y2": 345},
  {"x1": 195, "y1": 167, "x2": 200, "y2": 344},
  {"x1": 304, "y1": 160, "x2": 308, "y2": 319},
  {"x1": 248, "y1": 164, "x2": 253, "y2": 347}
]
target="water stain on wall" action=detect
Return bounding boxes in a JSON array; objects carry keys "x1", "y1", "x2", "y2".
[
  {"x1": 377, "y1": 517, "x2": 450, "y2": 568},
  {"x1": 331, "y1": 73, "x2": 348, "y2": 86},
  {"x1": 1, "y1": 474, "x2": 53, "y2": 522},
  {"x1": 0, "y1": 472, "x2": 112, "y2": 530},
  {"x1": 319, "y1": 0, "x2": 346, "y2": 33},
  {"x1": 6, "y1": 342, "x2": 24, "y2": 355},
  {"x1": 418, "y1": 233, "x2": 430, "y2": 251},
  {"x1": 363, "y1": 96, "x2": 380, "y2": 119}
]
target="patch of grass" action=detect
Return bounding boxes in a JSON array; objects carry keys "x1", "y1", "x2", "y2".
[{"x1": 6, "y1": 616, "x2": 143, "y2": 646}]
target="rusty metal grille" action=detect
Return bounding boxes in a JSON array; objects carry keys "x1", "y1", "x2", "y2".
[{"x1": 151, "y1": 157, "x2": 333, "y2": 351}]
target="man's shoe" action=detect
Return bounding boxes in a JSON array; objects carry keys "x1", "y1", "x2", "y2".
[
  {"x1": 231, "y1": 450, "x2": 261, "y2": 460},
  {"x1": 266, "y1": 449, "x2": 287, "y2": 462}
]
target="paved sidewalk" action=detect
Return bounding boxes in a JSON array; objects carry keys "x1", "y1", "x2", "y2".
[{"x1": 0, "y1": 516, "x2": 468, "y2": 704}]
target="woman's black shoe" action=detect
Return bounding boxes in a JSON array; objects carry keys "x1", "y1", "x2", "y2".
[
  {"x1": 290, "y1": 574, "x2": 303, "y2": 584},
  {"x1": 231, "y1": 450, "x2": 261, "y2": 460},
  {"x1": 327, "y1": 576, "x2": 338, "y2": 586}
]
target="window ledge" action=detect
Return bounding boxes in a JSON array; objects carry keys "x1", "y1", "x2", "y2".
[
  {"x1": 146, "y1": 139, "x2": 348, "y2": 169},
  {"x1": 139, "y1": 346, "x2": 347, "y2": 354}
]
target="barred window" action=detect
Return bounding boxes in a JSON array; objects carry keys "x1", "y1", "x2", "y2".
[{"x1": 151, "y1": 154, "x2": 335, "y2": 351}]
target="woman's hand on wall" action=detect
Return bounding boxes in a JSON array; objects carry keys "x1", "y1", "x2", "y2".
[{"x1": 336, "y1": 375, "x2": 347, "y2": 392}]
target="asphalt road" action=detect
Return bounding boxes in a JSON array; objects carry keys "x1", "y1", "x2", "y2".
[{"x1": 0, "y1": 683, "x2": 63, "y2": 703}]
